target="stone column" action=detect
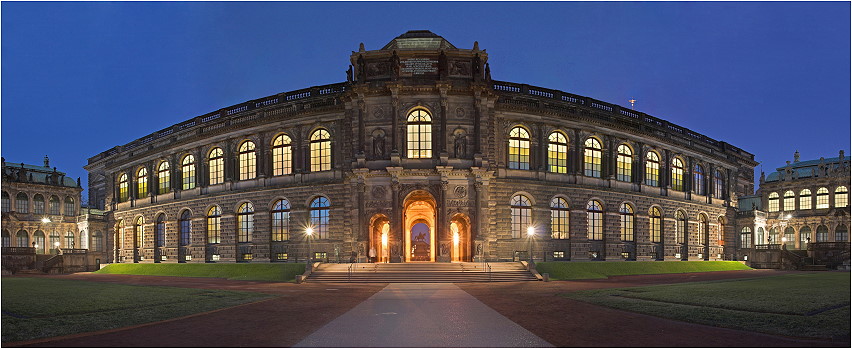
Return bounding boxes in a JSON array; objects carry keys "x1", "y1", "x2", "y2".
[
  {"x1": 391, "y1": 179, "x2": 402, "y2": 262},
  {"x1": 635, "y1": 142, "x2": 645, "y2": 185},
  {"x1": 473, "y1": 91, "x2": 482, "y2": 155},
  {"x1": 571, "y1": 129, "x2": 582, "y2": 176},
  {"x1": 358, "y1": 99, "x2": 366, "y2": 155},
  {"x1": 438, "y1": 180, "x2": 449, "y2": 262},
  {"x1": 438, "y1": 85, "x2": 449, "y2": 154}
]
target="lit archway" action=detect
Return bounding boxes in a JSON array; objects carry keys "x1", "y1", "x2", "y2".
[
  {"x1": 369, "y1": 214, "x2": 391, "y2": 263},
  {"x1": 450, "y1": 214, "x2": 471, "y2": 262},
  {"x1": 403, "y1": 190, "x2": 436, "y2": 262}
]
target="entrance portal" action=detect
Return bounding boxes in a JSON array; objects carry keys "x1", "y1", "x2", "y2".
[
  {"x1": 403, "y1": 190, "x2": 436, "y2": 262},
  {"x1": 410, "y1": 222, "x2": 431, "y2": 261}
]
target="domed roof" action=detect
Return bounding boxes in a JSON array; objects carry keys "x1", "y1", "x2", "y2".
[{"x1": 382, "y1": 30, "x2": 457, "y2": 50}]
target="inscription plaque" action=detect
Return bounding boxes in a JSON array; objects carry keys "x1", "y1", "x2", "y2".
[{"x1": 400, "y1": 58, "x2": 438, "y2": 76}]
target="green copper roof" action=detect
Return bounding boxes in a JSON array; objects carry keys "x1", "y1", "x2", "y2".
[{"x1": 382, "y1": 30, "x2": 457, "y2": 50}]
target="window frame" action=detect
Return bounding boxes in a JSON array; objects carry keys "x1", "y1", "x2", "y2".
[
  {"x1": 238, "y1": 141, "x2": 257, "y2": 181},
  {"x1": 816, "y1": 187, "x2": 829, "y2": 209},
  {"x1": 835, "y1": 186, "x2": 848, "y2": 208},
  {"x1": 508, "y1": 127, "x2": 531, "y2": 170},
  {"x1": 271, "y1": 199, "x2": 291, "y2": 241},
  {"x1": 550, "y1": 197, "x2": 569, "y2": 240},
  {"x1": 586, "y1": 200, "x2": 603, "y2": 241},
  {"x1": 136, "y1": 167, "x2": 148, "y2": 198},
  {"x1": 406, "y1": 109, "x2": 433, "y2": 159},
  {"x1": 206, "y1": 206, "x2": 221, "y2": 244},
  {"x1": 15, "y1": 193, "x2": 29, "y2": 213},
  {"x1": 272, "y1": 134, "x2": 293, "y2": 176},
  {"x1": 511, "y1": 194, "x2": 531, "y2": 239},
  {"x1": 620, "y1": 203, "x2": 634, "y2": 241},
  {"x1": 310, "y1": 129, "x2": 332, "y2": 172},
  {"x1": 616, "y1": 144, "x2": 632, "y2": 182},
  {"x1": 645, "y1": 151, "x2": 660, "y2": 187},
  {"x1": 208, "y1": 148, "x2": 224, "y2": 185},
  {"x1": 547, "y1": 132, "x2": 568, "y2": 174},
  {"x1": 671, "y1": 158, "x2": 685, "y2": 191},
  {"x1": 309, "y1": 196, "x2": 330, "y2": 239},
  {"x1": 157, "y1": 161, "x2": 170, "y2": 195},
  {"x1": 583, "y1": 138, "x2": 602, "y2": 178},
  {"x1": 799, "y1": 189, "x2": 812, "y2": 210},
  {"x1": 181, "y1": 155, "x2": 196, "y2": 190},
  {"x1": 649, "y1": 207, "x2": 662, "y2": 243},
  {"x1": 237, "y1": 202, "x2": 254, "y2": 243},
  {"x1": 768, "y1": 192, "x2": 780, "y2": 212}
]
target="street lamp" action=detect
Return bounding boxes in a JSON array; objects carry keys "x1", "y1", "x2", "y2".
[
  {"x1": 54, "y1": 241, "x2": 61, "y2": 255},
  {"x1": 305, "y1": 227, "x2": 314, "y2": 264},
  {"x1": 527, "y1": 226, "x2": 535, "y2": 268},
  {"x1": 41, "y1": 217, "x2": 51, "y2": 224}
]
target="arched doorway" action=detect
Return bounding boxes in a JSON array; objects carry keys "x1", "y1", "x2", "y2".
[
  {"x1": 403, "y1": 190, "x2": 436, "y2": 262},
  {"x1": 450, "y1": 214, "x2": 471, "y2": 262},
  {"x1": 369, "y1": 214, "x2": 391, "y2": 263}
]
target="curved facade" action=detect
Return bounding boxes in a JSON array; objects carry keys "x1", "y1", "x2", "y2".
[{"x1": 85, "y1": 31, "x2": 757, "y2": 264}]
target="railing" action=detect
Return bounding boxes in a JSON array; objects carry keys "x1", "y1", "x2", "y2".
[
  {"x1": 486, "y1": 262, "x2": 492, "y2": 282},
  {"x1": 780, "y1": 248, "x2": 805, "y2": 270},
  {"x1": 347, "y1": 263, "x2": 354, "y2": 283},
  {"x1": 63, "y1": 248, "x2": 88, "y2": 254},
  {"x1": 2, "y1": 247, "x2": 35, "y2": 255},
  {"x1": 42, "y1": 255, "x2": 62, "y2": 273}
]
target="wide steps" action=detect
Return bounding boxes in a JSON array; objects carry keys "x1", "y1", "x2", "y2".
[{"x1": 308, "y1": 262, "x2": 538, "y2": 283}]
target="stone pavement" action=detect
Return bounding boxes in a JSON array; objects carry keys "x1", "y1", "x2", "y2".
[{"x1": 294, "y1": 283, "x2": 553, "y2": 347}]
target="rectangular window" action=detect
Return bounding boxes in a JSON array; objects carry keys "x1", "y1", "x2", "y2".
[
  {"x1": 212, "y1": 254, "x2": 220, "y2": 261},
  {"x1": 239, "y1": 152, "x2": 256, "y2": 180},
  {"x1": 620, "y1": 214, "x2": 634, "y2": 241},
  {"x1": 276, "y1": 253, "x2": 288, "y2": 261},
  {"x1": 740, "y1": 233, "x2": 752, "y2": 248},
  {"x1": 314, "y1": 252, "x2": 327, "y2": 260},
  {"x1": 616, "y1": 155, "x2": 631, "y2": 182},
  {"x1": 584, "y1": 149, "x2": 601, "y2": 177},
  {"x1": 509, "y1": 139, "x2": 530, "y2": 170},
  {"x1": 209, "y1": 158, "x2": 224, "y2": 185},
  {"x1": 552, "y1": 251, "x2": 565, "y2": 259},
  {"x1": 548, "y1": 143, "x2": 567, "y2": 174},
  {"x1": 650, "y1": 217, "x2": 661, "y2": 243},
  {"x1": 242, "y1": 253, "x2": 253, "y2": 261},
  {"x1": 645, "y1": 163, "x2": 659, "y2": 187},
  {"x1": 273, "y1": 146, "x2": 292, "y2": 176}
]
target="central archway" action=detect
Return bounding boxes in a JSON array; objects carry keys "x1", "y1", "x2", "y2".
[{"x1": 403, "y1": 190, "x2": 436, "y2": 262}]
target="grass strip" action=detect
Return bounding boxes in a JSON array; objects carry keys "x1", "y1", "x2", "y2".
[
  {"x1": 94, "y1": 262, "x2": 305, "y2": 282},
  {"x1": 535, "y1": 261, "x2": 751, "y2": 280}
]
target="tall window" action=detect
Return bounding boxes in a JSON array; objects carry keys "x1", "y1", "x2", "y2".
[
  {"x1": 208, "y1": 148, "x2": 224, "y2": 185},
  {"x1": 768, "y1": 227, "x2": 778, "y2": 244},
  {"x1": 181, "y1": 155, "x2": 196, "y2": 190},
  {"x1": 548, "y1": 132, "x2": 568, "y2": 174},
  {"x1": 800, "y1": 226, "x2": 811, "y2": 247},
  {"x1": 207, "y1": 206, "x2": 221, "y2": 244},
  {"x1": 65, "y1": 231, "x2": 75, "y2": 248},
  {"x1": 550, "y1": 197, "x2": 569, "y2": 239},
  {"x1": 134, "y1": 217, "x2": 143, "y2": 248},
  {"x1": 406, "y1": 109, "x2": 432, "y2": 158},
  {"x1": 64, "y1": 197, "x2": 75, "y2": 216},
  {"x1": 49, "y1": 196, "x2": 60, "y2": 215},
  {"x1": 835, "y1": 186, "x2": 848, "y2": 208},
  {"x1": 155, "y1": 214, "x2": 165, "y2": 248},
  {"x1": 783, "y1": 227, "x2": 795, "y2": 248},
  {"x1": 816, "y1": 187, "x2": 829, "y2": 209},
  {"x1": 816, "y1": 225, "x2": 828, "y2": 242},
  {"x1": 692, "y1": 164, "x2": 705, "y2": 195},
  {"x1": 272, "y1": 199, "x2": 291, "y2": 241},
  {"x1": 272, "y1": 134, "x2": 293, "y2": 176},
  {"x1": 310, "y1": 196, "x2": 330, "y2": 239},
  {"x1": 16, "y1": 230, "x2": 28, "y2": 248},
  {"x1": 584, "y1": 138, "x2": 602, "y2": 177},
  {"x1": 836, "y1": 225, "x2": 848, "y2": 242},
  {"x1": 93, "y1": 231, "x2": 104, "y2": 251},
  {"x1": 15, "y1": 193, "x2": 28, "y2": 213},
  {"x1": 310, "y1": 129, "x2": 332, "y2": 172},
  {"x1": 620, "y1": 203, "x2": 634, "y2": 241},
  {"x1": 179, "y1": 210, "x2": 191, "y2": 246},
  {"x1": 649, "y1": 207, "x2": 662, "y2": 243},
  {"x1": 714, "y1": 170, "x2": 725, "y2": 199},
  {"x1": 508, "y1": 127, "x2": 530, "y2": 170},
  {"x1": 1, "y1": 192, "x2": 9, "y2": 213},
  {"x1": 157, "y1": 161, "x2": 170, "y2": 194},
  {"x1": 768, "y1": 192, "x2": 780, "y2": 212},
  {"x1": 33, "y1": 194, "x2": 45, "y2": 214},
  {"x1": 675, "y1": 211, "x2": 687, "y2": 244},
  {"x1": 33, "y1": 231, "x2": 45, "y2": 254},
  {"x1": 586, "y1": 200, "x2": 603, "y2": 240},
  {"x1": 511, "y1": 195, "x2": 532, "y2": 238},
  {"x1": 671, "y1": 158, "x2": 684, "y2": 191},
  {"x1": 238, "y1": 141, "x2": 257, "y2": 180},
  {"x1": 2, "y1": 230, "x2": 9, "y2": 247},
  {"x1": 756, "y1": 227, "x2": 765, "y2": 245},
  {"x1": 799, "y1": 189, "x2": 812, "y2": 210},
  {"x1": 740, "y1": 227, "x2": 752, "y2": 248},
  {"x1": 616, "y1": 144, "x2": 632, "y2": 182},
  {"x1": 698, "y1": 214, "x2": 708, "y2": 245},
  {"x1": 645, "y1": 151, "x2": 660, "y2": 187},
  {"x1": 783, "y1": 191, "x2": 795, "y2": 211},
  {"x1": 136, "y1": 167, "x2": 148, "y2": 198},
  {"x1": 237, "y1": 202, "x2": 254, "y2": 243},
  {"x1": 49, "y1": 231, "x2": 59, "y2": 250},
  {"x1": 118, "y1": 174, "x2": 129, "y2": 202}
]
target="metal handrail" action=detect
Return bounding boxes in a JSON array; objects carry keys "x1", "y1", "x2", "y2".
[
  {"x1": 347, "y1": 263, "x2": 354, "y2": 282},
  {"x1": 486, "y1": 262, "x2": 492, "y2": 282}
]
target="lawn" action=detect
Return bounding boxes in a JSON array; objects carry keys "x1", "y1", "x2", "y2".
[
  {"x1": 94, "y1": 262, "x2": 306, "y2": 282},
  {"x1": 564, "y1": 272, "x2": 851, "y2": 339},
  {"x1": 535, "y1": 261, "x2": 751, "y2": 280},
  {"x1": 1, "y1": 278, "x2": 272, "y2": 343}
]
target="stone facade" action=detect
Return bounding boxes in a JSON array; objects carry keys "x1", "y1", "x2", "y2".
[{"x1": 85, "y1": 31, "x2": 757, "y2": 264}]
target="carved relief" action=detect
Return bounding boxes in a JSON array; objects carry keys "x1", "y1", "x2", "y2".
[
  {"x1": 371, "y1": 186, "x2": 387, "y2": 200},
  {"x1": 453, "y1": 185, "x2": 467, "y2": 198},
  {"x1": 371, "y1": 129, "x2": 386, "y2": 157},
  {"x1": 366, "y1": 62, "x2": 391, "y2": 78},
  {"x1": 449, "y1": 60, "x2": 471, "y2": 76},
  {"x1": 455, "y1": 107, "x2": 466, "y2": 118},
  {"x1": 373, "y1": 106, "x2": 385, "y2": 119},
  {"x1": 453, "y1": 128, "x2": 467, "y2": 158}
]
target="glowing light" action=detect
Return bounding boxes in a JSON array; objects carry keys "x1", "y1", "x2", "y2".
[
  {"x1": 305, "y1": 227, "x2": 314, "y2": 236},
  {"x1": 41, "y1": 218, "x2": 51, "y2": 224},
  {"x1": 34, "y1": 244, "x2": 39, "y2": 249},
  {"x1": 54, "y1": 242, "x2": 60, "y2": 248},
  {"x1": 381, "y1": 232, "x2": 388, "y2": 246},
  {"x1": 527, "y1": 226, "x2": 535, "y2": 236},
  {"x1": 453, "y1": 232, "x2": 460, "y2": 245}
]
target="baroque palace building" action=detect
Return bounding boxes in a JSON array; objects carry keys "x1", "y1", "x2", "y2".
[{"x1": 85, "y1": 31, "x2": 758, "y2": 265}]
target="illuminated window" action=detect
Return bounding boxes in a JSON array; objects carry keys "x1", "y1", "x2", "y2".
[
  {"x1": 118, "y1": 173, "x2": 129, "y2": 202},
  {"x1": 272, "y1": 134, "x2": 293, "y2": 176},
  {"x1": 65, "y1": 231, "x2": 75, "y2": 249},
  {"x1": 15, "y1": 192, "x2": 29, "y2": 214},
  {"x1": 800, "y1": 226, "x2": 811, "y2": 246},
  {"x1": 550, "y1": 197, "x2": 569, "y2": 239},
  {"x1": 548, "y1": 132, "x2": 568, "y2": 174},
  {"x1": 310, "y1": 129, "x2": 331, "y2": 172},
  {"x1": 406, "y1": 109, "x2": 432, "y2": 158},
  {"x1": 179, "y1": 210, "x2": 191, "y2": 246},
  {"x1": 671, "y1": 158, "x2": 684, "y2": 191},
  {"x1": 1, "y1": 192, "x2": 9, "y2": 213},
  {"x1": 207, "y1": 206, "x2": 221, "y2": 244},
  {"x1": 740, "y1": 227, "x2": 752, "y2": 248},
  {"x1": 816, "y1": 225, "x2": 828, "y2": 242},
  {"x1": 768, "y1": 227, "x2": 778, "y2": 244},
  {"x1": 620, "y1": 203, "x2": 634, "y2": 241},
  {"x1": 836, "y1": 225, "x2": 848, "y2": 242},
  {"x1": 92, "y1": 231, "x2": 104, "y2": 251},
  {"x1": 33, "y1": 231, "x2": 45, "y2": 253},
  {"x1": 714, "y1": 170, "x2": 725, "y2": 199},
  {"x1": 584, "y1": 138, "x2": 602, "y2": 178},
  {"x1": 272, "y1": 199, "x2": 291, "y2": 241},
  {"x1": 676, "y1": 211, "x2": 687, "y2": 244},
  {"x1": 136, "y1": 167, "x2": 148, "y2": 198},
  {"x1": 698, "y1": 214, "x2": 708, "y2": 245},
  {"x1": 181, "y1": 155, "x2": 196, "y2": 190},
  {"x1": 835, "y1": 186, "x2": 848, "y2": 208},
  {"x1": 208, "y1": 148, "x2": 224, "y2": 185},
  {"x1": 49, "y1": 231, "x2": 59, "y2": 250},
  {"x1": 237, "y1": 202, "x2": 254, "y2": 243},
  {"x1": 134, "y1": 216, "x2": 143, "y2": 248},
  {"x1": 649, "y1": 207, "x2": 662, "y2": 243},
  {"x1": 49, "y1": 196, "x2": 60, "y2": 215},
  {"x1": 783, "y1": 190, "x2": 795, "y2": 211},
  {"x1": 768, "y1": 192, "x2": 779, "y2": 212},
  {"x1": 616, "y1": 144, "x2": 632, "y2": 182},
  {"x1": 508, "y1": 127, "x2": 530, "y2": 170},
  {"x1": 511, "y1": 195, "x2": 531, "y2": 238},
  {"x1": 784, "y1": 227, "x2": 795, "y2": 248},
  {"x1": 64, "y1": 197, "x2": 75, "y2": 216},
  {"x1": 310, "y1": 196, "x2": 330, "y2": 239},
  {"x1": 157, "y1": 161, "x2": 170, "y2": 194},
  {"x1": 756, "y1": 227, "x2": 765, "y2": 244},
  {"x1": 16, "y1": 230, "x2": 29, "y2": 248},
  {"x1": 155, "y1": 214, "x2": 165, "y2": 248},
  {"x1": 33, "y1": 194, "x2": 45, "y2": 214},
  {"x1": 692, "y1": 164, "x2": 705, "y2": 195},
  {"x1": 586, "y1": 200, "x2": 603, "y2": 240},
  {"x1": 645, "y1": 151, "x2": 660, "y2": 187},
  {"x1": 238, "y1": 141, "x2": 256, "y2": 180},
  {"x1": 816, "y1": 187, "x2": 829, "y2": 209},
  {"x1": 799, "y1": 189, "x2": 812, "y2": 210}
]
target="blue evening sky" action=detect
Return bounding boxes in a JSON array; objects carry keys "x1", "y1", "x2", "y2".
[{"x1": 2, "y1": 2, "x2": 849, "y2": 199}]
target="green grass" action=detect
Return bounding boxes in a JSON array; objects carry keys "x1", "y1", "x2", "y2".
[
  {"x1": 535, "y1": 261, "x2": 751, "y2": 280},
  {"x1": 94, "y1": 263, "x2": 306, "y2": 282},
  {"x1": 1, "y1": 278, "x2": 272, "y2": 343},
  {"x1": 564, "y1": 272, "x2": 851, "y2": 339}
]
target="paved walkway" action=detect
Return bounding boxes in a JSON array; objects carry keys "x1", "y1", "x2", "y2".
[{"x1": 294, "y1": 283, "x2": 553, "y2": 347}]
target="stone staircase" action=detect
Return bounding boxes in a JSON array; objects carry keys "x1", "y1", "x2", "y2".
[{"x1": 307, "y1": 262, "x2": 538, "y2": 283}]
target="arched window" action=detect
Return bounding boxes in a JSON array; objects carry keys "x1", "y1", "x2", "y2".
[
  {"x1": 768, "y1": 227, "x2": 778, "y2": 244},
  {"x1": 157, "y1": 161, "x2": 170, "y2": 195},
  {"x1": 584, "y1": 138, "x2": 602, "y2": 178},
  {"x1": 816, "y1": 225, "x2": 828, "y2": 242},
  {"x1": 548, "y1": 132, "x2": 568, "y2": 174},
  {"x1": 181, "y1": 155, "x2": 196, "y2": 190},
  {"x1": 310, "y1": 129, "x2": 332, "y2": 172},
  {"x1": 406, "y1": 109, "x2": 432, "y2": 159},
  {"x1": 207, "y1": 206, "x2": 221, "y2": 244},
  {"x1": 836, "y1": 224, "x2": 848, "y2": 242},
  {"x1": 49, "y1": 196, "x2": 60, "y2": 215},
  {"x1": 134, "y1": 217, "x2": 143, "y2": 249},
  {"x1": 64, "y1": 197, "x2": 75, "y2": 216},
  {"x1": 835, "y1": 186, "x2": 848, "y2": 208},
  {"x1": 698, "y1": 214, "x2": 708, "y2": 245},
  {"x1": 238, "y1": 141, "x2": 257, "y2": 180},
  {"x1": 272, "y1": 134, "x2": 293, "y2": 176},
  {"x1": 645, "y1": 151, "x2": 660, "y2": 187},
  {"x1": 649, "y1": 207, "x2": 662, "y2": 243},
  {"x1": 1, "y1": 192, "x2": 9, "y2": 213},
  {"x1": 155, "y1": 214, "x2": 165, "y2": 248},
  {"x1": 179, "y1": 210, "x2": 191, "y2": 246},
  {"x1": 16, "y1": 230, "x2": 28, "y2": 247},
  {"x1": 2, "y1": 230, "x2": 10, "y2": 247},
  {"x1": 508, "y1": 127, "x2": 530, "y2": 170},
  {"x1": 800, "y1": 226, "x2": 812, "y2": 247},
  {"x1": 714, "y1": 170, "x2": 725, "y2": 199},
  {"x1": 237, "y1": 202, "x2": 254, "y2": 243},
  {"x1": 117, "y1": 173, "x2": 129, "y2": 202},
  {"x1": 33, "y1": 194, "x2": 45, "y2": 214},
  {"x1": 136, "y1": 167, "x2": 148, "y2": 198},
  {"x1": 587, "y1": 200, "x2": 603, "y2": 240},
  {"x1": 309, "y1": 196, "x2": 330, "y2": 239},
  {"x1": 510, "y1": 195, "x2": 532, "y2": 239},
  {"x1": 671, "y1": 158, "x2": 684, "y2": 191},
  {"x1": 33, "y1": 231, "x2": 45, "y2": 254},
  {"x1": 65, "y1": 231, "x2": 75, "y2": 249},
  {"x1": 675, "y1": 211, "x2": 687, "y2": 244},
  {"x1": 92, "y1": 231, "x2": 104, "y2": 251},
  {"x1": 620, "y1": 203, "x2": 634, "y2": 241},
  {"x1": 49, "y1": 231, "x2": 59, "y2": 250},
  {"x1": 799, "y1": 189, "x2": 812, "y2": 210},
  {"x1": 15, "y1": 193, "x2": 28, "y2": 213},
  {"x1": 768, "y1": 192, "x2": 780, "y2": 212},
  {"x1": 616, "y1": 144, "x2": 632, "y2": 182},
  {"x1": 740, "y1": 227, "x2": 752, "y2": 248},
  {"x1": 756, "y1": 227, "x2": 765, "y2": 245},
  {"x1": 272, "y1": 199, "x2": 291, "y2": 241},
  {"x1": 208, "y1": 148, "x2": 224, "y2": 185},
  {"x1": 550, "y1": 197, "x2": 569, "y2": 239},
  {"x1": 783, "y1": 190, "x2": 795, "y2": 211},
  {"x1": 816, "y1": 187, "x2": 829, "y2": 209},
  {"x1": 692, "y1": 164, "x2": 705, "y2": 195},
  {"x1": 783, "y1": 227, "x2": 795, "y2": 248}
]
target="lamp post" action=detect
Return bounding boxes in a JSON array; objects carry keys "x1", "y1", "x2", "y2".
[
  {"x1": 527, "y1": 226, "x2": 535, "y2": 269},
  {"x1": 54, "y1": 241, "x2": 61, "y2": 255},
  {"x1": 305, "y1": 227, "x2": 314, "y2": 264}
]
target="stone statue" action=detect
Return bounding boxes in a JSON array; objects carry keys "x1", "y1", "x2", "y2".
[
  {"x1": 440, "y1": 243, "x2": 449, "y2": 256},
  {"x1": 476, "y1": 243, "x2": 483, "y2": 256},
  {"x1": 346, "y1": 65, "x2": 353, "y2": 83},
  {"x1": 357, "y1": 54, "x2": 366, "y2": 82},
  {"x1": 454, "y1": 133, "x2": 467, "y2": 158},
  {"x1": 485, "y1": 62, "x2": 491, "y2": 81},
  {"x1": 472, "y1": 54, "x2": 481, "y2": 81},
  {"x1": 438, "y1": 51, "x2": 447, "y2": 78},
  {"x1": 391, "y1": 51, "x2": 400, "y2": 79},
  {"x1": 373, "y1": 132, "x2": 386, "y2": 157}
]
